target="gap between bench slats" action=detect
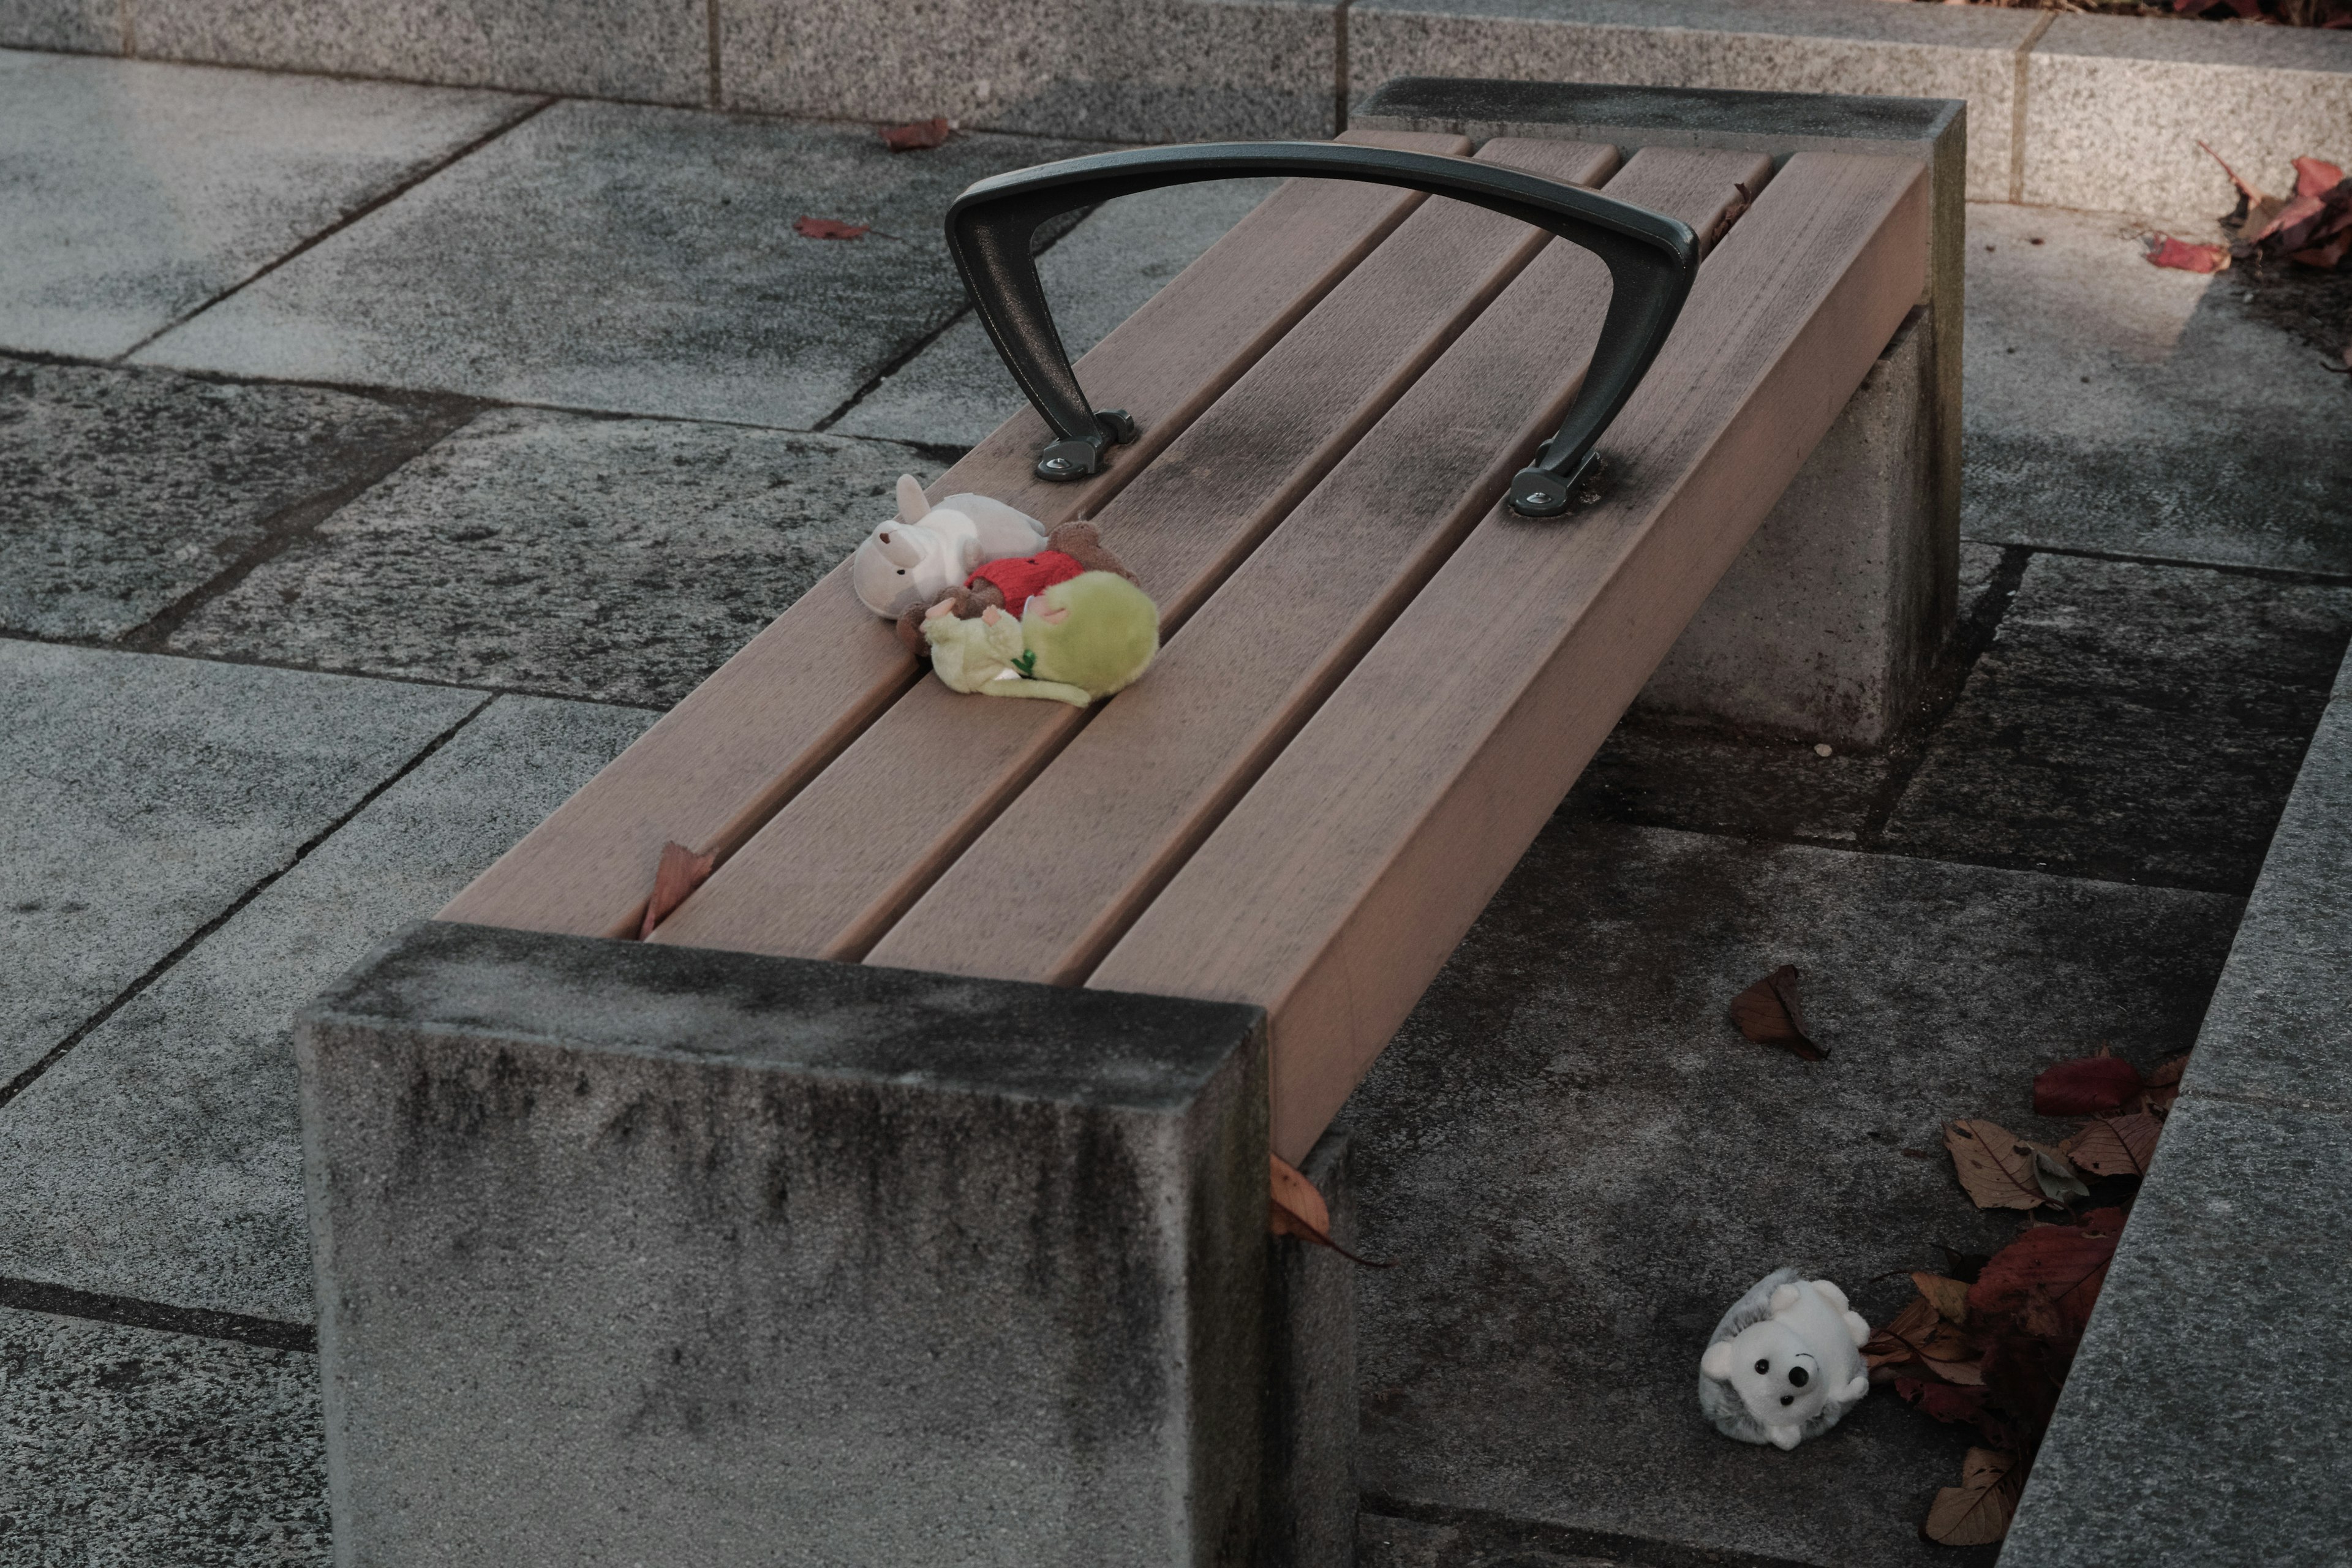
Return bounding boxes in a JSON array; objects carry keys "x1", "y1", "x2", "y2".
[
  {"x1": 1092, "y1": 151, "x2": 1931, "y2": 1163},
  {"x1": 866, "y1": 146, "x2": 1773, "y2": 989},
  {"x1": 435, "y1": 129, "x2": 1459, "y2": 940},
  {"x1": 652, "y1": 137, "x2": 1622, "y2": 961}
]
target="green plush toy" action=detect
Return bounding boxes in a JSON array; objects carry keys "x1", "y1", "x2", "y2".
[{"x1": 921, "y1": 570, "x2": 1159, "y2": 708}]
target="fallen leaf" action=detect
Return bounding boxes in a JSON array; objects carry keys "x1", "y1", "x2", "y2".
[
  {"x1": 1923, "y1": 1448, "x2": 2022, "y2": 1546},
  {"x1": 2024, "y1": 1139, "x2": 2090, "y2": 1205},
  {"x1": 1864, "y1": 1293, "x2": 1940, "y2": 1371},
  {"x1": 1702, "y1": 179, "x2": 1755, "y2": 252},
  {"x1": 1945, "y1": 1119, "x2": 2058, "y2": 1210},
  {"x1": 2146, "y1": 235, "x2": 2231, "y2": 273},
  {"x1": 1896, "y1": 1376, "x2": 1990, "y2": 1427},
  {"x1": 2033, "y1": 1054, "x2": 2143, "y2": 1117},
  {"x1": 2135, "y1": 1052, "x2": 2191, "y2": 1114},
  {"x1": 1968, "y1": 1221, "x2": 2117, "y2": 1341},
  {"x1": 637, "y1": 841, "x2": 715, "y2": 939},
  {"x1": 2059, "y1": 1112, "x2": 2163, "y2": 1178},
  {"x1": 2078, "y1": 1205, "x2": 2130, "y2": 1238},
  {"x1": 1913, "y1": 1272, "x2": 1972, "y2": 1325},
  {"x1": 2201, "y1": 139, "x2": 2267, "y2": 215},
  {"x1": 2294, "y1": 156, "x2": 2346, "y2": 200},
  {"x1": 881, "y1": 116, "x2": 954, "y2": 152},
  {"x1": 1727, "y1": 965, "x2": 1825, "y2": 1060},
  {"x1": 796, "y1": 216, "x2": 870, "y2": 240},
  {"x1": 1268, "y1": 1154, "x2": 1393, "y2": 1267},
  {"x1": 1936, "y1": 1245, "x2": 1991, "y2": 1284}
]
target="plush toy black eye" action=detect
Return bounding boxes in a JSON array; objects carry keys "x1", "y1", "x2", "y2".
[
  {"x1": 1754, "y1": 1359, "x2": 1770, "y2": 1374},
  {"x1": 1788, "y1": 1366, "x2": 1810, "y2": 1387}
]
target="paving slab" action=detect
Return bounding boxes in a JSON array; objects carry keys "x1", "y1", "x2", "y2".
[
  {"x1": 0, "y1": 644, "x2": 483, "y2": 1088},
  {"x1": 0, "y1": 0, "x2": 114, "y2": 51},
  {"x1": 2003, "y1": 1094, "x2": 2352, "y2": 1566},
  {"x1": 834, "y1": 177, "x2": 1281, "y2": 450},
  {"x1": 0, "y1": 695, "x2": 653, "y2": 1325},
  {"x1": 0, "y1": 49, "x2": 531, "y2": 360},
  {"x1": 1883, "y1": 551, "x2": 2352, "y2": 895},
  {"x1": 718, "y1": 0, "x2": 1334, "y2": 141},
  {"x1": 166, "y1": 409, "x2": 933, "y2": 707},
  {"x1": 1962, "y1": 202, "x2": 2352, "y2": 576},
  {"x1": 1340, "y1": 820, "x2": 2241, "y2": 1568},
  {"x1": 0, "y1": 1306, "x2": 325, "y2": 1566},
  {"x1": 136, "y1": 102, "x2": 1102, "y2": 428},
  {"x1": 128, "y1": 0, "x2": 704, "y2": 105},
  {"x1": 2171, "y1": 668, "x2": 2352, "y2": 1112},
  {"x1": 0, "y1": 356, "x2": 466, "y2": 642},
  {"x1": 1347, "y1": 0, "x2": 2037, "y2": 200}
]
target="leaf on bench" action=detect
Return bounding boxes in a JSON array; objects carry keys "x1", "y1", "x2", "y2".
[
  {"x1": 638, "y1": 842, "x2": 716, "y2": 940},
  {"x1": 1727, "y1": 965, "x2": 1824, "y2": 1060}
]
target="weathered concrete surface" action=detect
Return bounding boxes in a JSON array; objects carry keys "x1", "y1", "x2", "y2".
[
  {"x1": 718, "y1": 0, "x2": 1335, "y2": 141},
  {"x1": 835, "y1": 177, "x2": 1282, "y2": 450},
  {"x1": 0, "y1": 1306, "x2": 327, "y2": 1565},
  {"x1": 1342, "y1": 820, "x2": 2239, "y2": 1568},
  {"x1": 1358, "y1": 1512, "x2": 1622, "y2": 1568},
  {"x1": 2004, "y1": 1098, "x2": 2352, "y2": 1566},
  {"x1": 2166, "y1": 663, "x2": 2352, "y2": 1111},
  {"x1": 0, "y1": 644, "x2": 481, "y2": 1087},
  {"x1": 1963, "y1": 201, "x2": 2352, "y2": 576},
  {"x1": 301, "y1": 920, "x2": 1269, "y2": 1566},
  {"x1": 1269, "y1": 1130, "x2": 1359, "y2": 1568},
  {"x1": 1883, "y1": 551, "x2": 2352, "y2": 895},
  {"x1": 130, "y1": 0, "x2": 705, "y2": 105},
  {"x1": 0, "y1": 49, "x2": 530, "y2": 360},
  {"x1": 167, "y1": 409, "x2": 930, "y2": 707},
  {"x1": 0, "y1": 696, "x2": 652, "y2": 1325},
  {"x1": 137, "y1": 102, "x2": 1101, "y2": 428},
  {"x1": 1348, "y1": 0, "x2": 2033, "y2": 200},
  {"x1": 0, "y1": 357, "x2": 465, "y2": 641},
  {"x1": 2024, "y1": 13, "x2": 2352, "y2": 219},
  {"x1": 0, "y1": 0, "x2": 114, "y2": 51}
]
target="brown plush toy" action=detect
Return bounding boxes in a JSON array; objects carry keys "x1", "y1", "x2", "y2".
[{"x1": 893, "y1": 520, "x2": 1140, "y2": 655}]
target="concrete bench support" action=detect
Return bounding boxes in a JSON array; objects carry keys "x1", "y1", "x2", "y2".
[
  {"x1": 297, "y1": 920, "x2": 1354, "y2": 1566},
  {"x1": 1357, "y1": 79, "x2": 1963, "y2": 747}
]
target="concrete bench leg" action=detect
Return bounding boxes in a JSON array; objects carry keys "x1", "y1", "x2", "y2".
[
  {"x1": 298, "y1": 920, "x2": 1349, "y2": 1567},
  {"x1": 1355, "y1": 78, "x2": 1967, "y2": 748}
]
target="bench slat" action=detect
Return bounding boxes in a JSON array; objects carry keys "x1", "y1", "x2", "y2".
[
  {"x1": 437, "y1": 130, "x2": 1461, "y2": 940},
  {"x1": 865, "y1": 147, "x2": 1774, "y2": 987},
  {"x1": 1090, "y1": 151, "x2": 1931, "y2": 1161},
  {"x1": 652, "y1": 137, "x2": 1621, "y2": 960}
]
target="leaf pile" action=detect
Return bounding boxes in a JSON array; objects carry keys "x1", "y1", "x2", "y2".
[
  {"x1": 2149, "y1": 147, "x2": 2352, "y2": 274},
  {"x1": 1876, "y1": 1047, "x2": 2187, "y2": 1544}
]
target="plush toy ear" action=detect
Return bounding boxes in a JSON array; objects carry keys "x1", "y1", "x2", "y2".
[
  {"x1": 1770, "y1": 1283, "x2": 1803, "y2": 1316},
  {"x1": 1844, "y1": 1310, "x2": 1871, "y2": 1347},
  {"x1": 1812, "y1": 1280, "x2": 1850, "y2": 1311},
  {"x1": 1842, "y1": 1374, "x2": 1870, "y2": 1404},
  {"x1": 1700, "y1": 1343, "x2": 1735, "y2": 1382},
  {"x1": 897, "y1": 473, "x2": 929, "y2": 523}
]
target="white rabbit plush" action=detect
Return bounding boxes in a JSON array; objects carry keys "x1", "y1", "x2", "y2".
[
  {"x1": 1698, "y1": 1269, "x2": 1872, "y2": 1450},
  {"x1": 852, "y1": 474, "x2": 1050, "y2": 618}
]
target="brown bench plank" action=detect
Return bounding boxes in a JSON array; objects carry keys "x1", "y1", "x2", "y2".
[
  {"x1": 1090, "y1": 151, "x2": 1931, "y2": 1161},
  {"x1": 866, "y1": 147, "x2": 1774, "y2": 987},
  {"x1": 436, "y1": 130, "x2": 1463, "y2": 940},
  {"x1": 652, "y1": 137, "x2": 1622, "y2": 961}
]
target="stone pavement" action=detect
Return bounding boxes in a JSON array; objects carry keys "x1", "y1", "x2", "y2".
[{"x1": 0, "y1": 45, "x2": 2346, "y2": 1567}]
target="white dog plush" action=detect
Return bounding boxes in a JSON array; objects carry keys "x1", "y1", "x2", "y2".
[
  {"x1": 852, "y1": 475, "x2": 1050, "y2": 618},
  {"x1": 1698, "y1": 1269, "x2": 1872, "y2": 1450}
]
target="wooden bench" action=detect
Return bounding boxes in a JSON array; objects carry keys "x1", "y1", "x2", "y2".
[{"x1": 298, "y1": 82, "x2": 1951, "y2": 1568}]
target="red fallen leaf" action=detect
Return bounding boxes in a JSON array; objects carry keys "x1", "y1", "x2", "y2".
[
  {"x1": 2294, "y1": 156, "x2": 2346, "y2": 200},
  {"x1": 2078, "y1": 1205, "x2": 2129, "y2": 1237},
  {"x1": 1896, "y1": 1376, "x2": 1989, "y2": 1427},
  {"x1": 2034, "y1": 1053, "x2": 2143, "y2": 1116},
  {"x1": 1923, "y1": 1447, "x2": 2023, "y2": 1546},
  {"x1": 2059, "y1": 1112, "x2": 2163, "y2": 1178},
  {"x1": 2201, "y1": 139, "x2": 2267, "y2": 212},
  {"x1": 2289, "y1": 231, "x2": 2352, "y2": 269},
  {"x1": 796, "y1": 216, "x2": 870, "y2": 240},
  {"x1": 881, "y1": 116, "x2": 954, "y2": 152},
  {"x1": 1268, "y1": 1154, "x2": 1393, "y2": 1267},
  {"x1": 1968, "y1": 1221, "x2": 2117, "y2": 1341},
  {"x1": 1727, "y1": 965, "x2": 1825, "y2": 1060},
  {"x1": 2146, "y1": 236, "x2": 2231, "y2": 273},
  {"x1": 637, "y1": 841, "x2": 715, "y2": 939}
]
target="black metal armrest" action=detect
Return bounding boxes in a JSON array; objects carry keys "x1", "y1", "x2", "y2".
[{"x1": 943, "y1": 141, "x2": 1699, "y2": 518}]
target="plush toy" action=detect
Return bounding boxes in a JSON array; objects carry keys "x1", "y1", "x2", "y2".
[
  {"x1": 853, "y1": 475, "x2": 1050, "y2": 618},
  {"x1": 922, "y1": 571, "x2": 1159, "y2": 707},
  {"x1": 1697, "y1": 1269, "x2": 1872, "y2": 1450},
  {"x1": 891, "y1": 519, "x2": 1139, "y2": 656}
]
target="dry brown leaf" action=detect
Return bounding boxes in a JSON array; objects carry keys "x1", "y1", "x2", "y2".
[
  {"x1": 1923, "y1": 1448, "x2": 2022, "y2": 1546},
  {"x1": 1728, "y1": 965, "x2": 1825, "y2": 1060},
  {"x1": 880, "y1": 116, "x2": 954, "y2": 152},
  {"x1": 1913, "y1": 1272, "x2": 1971, "y2": 1325},
  {"x1": 2146, "y1": 235, "x2": 2231, "y2": 273},
  {"x1": 1268, "y1": 1155, "x2": 1393, "y2": 1267},
  {"x1": 2059, "y1": 1112, "x2": 2163, "y2": 1178},
  {"x1": 1945, "y1": 1119, "x2": 2057, "y2": 1211},
  {"x1": 795, "y1": 216, "x2": 870, "y2": 240},
  {"x1": 1864, "y1": 1293, "x2": 1939, "y2": 1371},
  {"x1": 638, "y1": 841, "x2": 715, "y2": 939}
]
